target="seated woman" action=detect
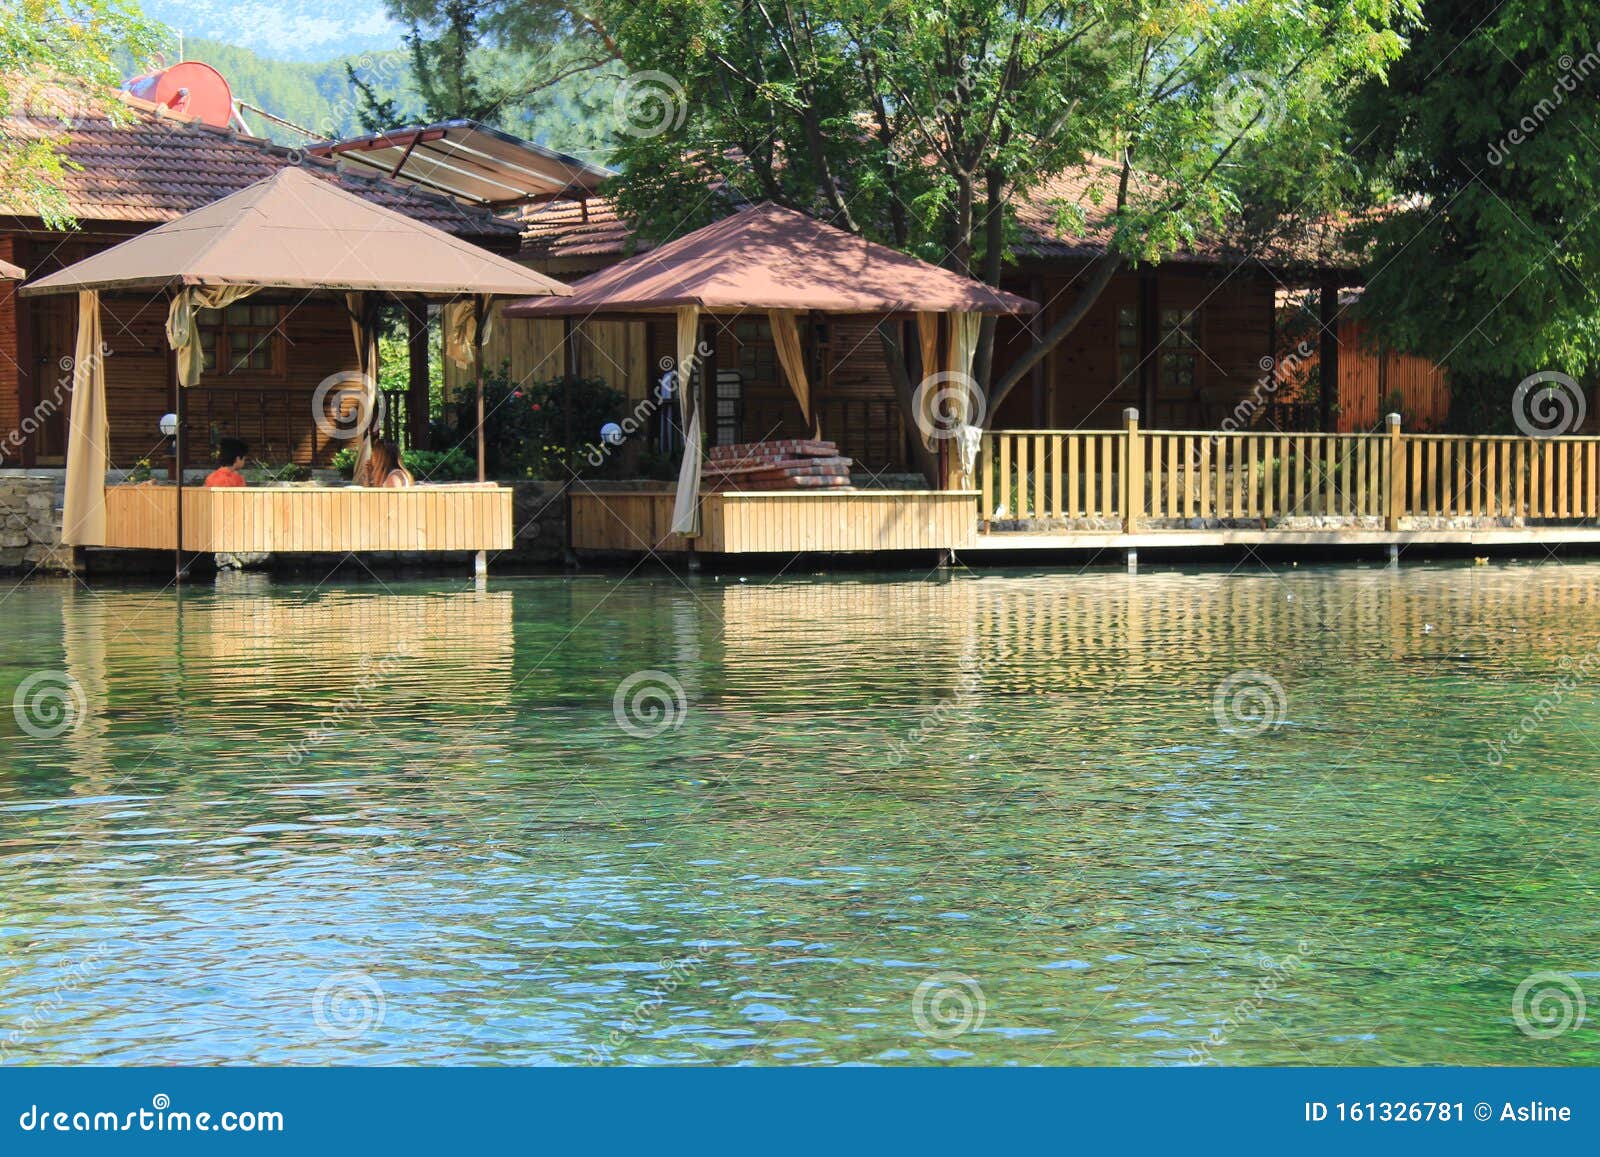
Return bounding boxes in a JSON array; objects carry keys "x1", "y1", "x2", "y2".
[{"x1": 359, "y1": 440, "x2": 414, "y2": 488}]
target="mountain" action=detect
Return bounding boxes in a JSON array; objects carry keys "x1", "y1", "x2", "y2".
[{"x1": 139, "y1": 0, "x2": 403, "y2": 62}]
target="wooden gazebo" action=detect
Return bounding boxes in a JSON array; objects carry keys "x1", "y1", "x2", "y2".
[
  {"x1": 23, "y1": 168, "x2": 571, "y2": 575},
  {"x1": 507, "y1": 203, "x2": 1034, "y2": 558}
]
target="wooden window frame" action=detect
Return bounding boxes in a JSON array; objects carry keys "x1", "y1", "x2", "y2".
[{"x1": 199, "y1": 302, "x2": 288, "y2": 381}]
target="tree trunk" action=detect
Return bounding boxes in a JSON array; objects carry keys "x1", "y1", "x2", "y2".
[
  {"x1": 986, "y1": 253, "x2": 1124, "y2": 421},
  {"x1": 970, "y1": 166, "x2": 1007, "y2": 392},
  {"x1": 877, "y1": 321, "x2": 941, "y2": 486}
]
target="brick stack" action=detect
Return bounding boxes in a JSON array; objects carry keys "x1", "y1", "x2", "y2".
[{"x1": 702, "y1": 439, "x2": 854, "y2": 491}]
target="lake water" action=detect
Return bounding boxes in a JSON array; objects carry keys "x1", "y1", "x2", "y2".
[{"x1": 1, "y1": 561, "x2": 1597, "y2": 1066}]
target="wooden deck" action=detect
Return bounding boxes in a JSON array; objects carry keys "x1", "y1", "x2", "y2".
[
  {"x1": 102, "y1": 484, "x2": 514, "y2": 553},
  {"x1": 571, "y1": 489, "x2": 978, "y2": 554}
]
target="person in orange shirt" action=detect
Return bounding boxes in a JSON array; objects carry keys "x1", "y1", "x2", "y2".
[{"x1": 205, "y1": 438, "x2": 249, "y2": 488}]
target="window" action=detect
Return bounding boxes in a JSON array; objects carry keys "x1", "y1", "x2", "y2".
[
  {"x1": 198, "y1": 303, "x2": 285, "y2": 377},
  {"x1": 1159, "y1": 308, "x2": 1199, "y2": 393},
  {"x1": 1117, "y1": 305, "x2": 1138, "y2": 382}
]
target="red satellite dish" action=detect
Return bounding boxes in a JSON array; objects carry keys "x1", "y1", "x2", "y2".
[{"x1": 122, "y1": 61, "x2": 235, "y2": 129}]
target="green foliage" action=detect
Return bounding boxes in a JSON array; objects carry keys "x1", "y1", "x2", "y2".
[
  {"x1": 433, "y1": 364, "x2": 624, "y2": 479},
  {"x1": 247, "y1": 460, "x2": 313, "y2": 483},
  {"x1": 330, "y1": 446, "x2": 358, "y2": 480},
  {"x1": 402, "y1": 445, "x2": 474, "y2": 480},
  {"x1": 356, "y1": 0, "x2": 621, "y2": 157},
  {"x1": 178, "y1": 38, "x2": 423, "y2": 143},
  {"x1": 1, "y1": 0, "x2": 165, "y2": 227},
  {"x1": 1351, "y1": 0, "x2": 1600, "y2": 430},
  {"x1": 330, "y1": 443, "x2": 474, "y2": 480},
  {"x1": 591, "y1": 1, "x2": 1417, "y2": 275}
]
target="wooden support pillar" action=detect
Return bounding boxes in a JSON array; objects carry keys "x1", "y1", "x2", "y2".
[
  {"x1": 1123, "y1": 407, "x2": 1142, "y2": 533},
  {"x1": 1138, "y1": 272, "x2": 1159, "y2": 426},
  {"x1": 173, "y1": 337, "x2": 185, "y2": 583},
  {"x1": 405, "y1": 300, "x2": 431, "y2": 450},
  {"x1": 1319, "y1": 278, "x2": 1340, "y2": 433},
  {"x1": 1385, "y1": 411, "x2": 1403, "y2": 531}
]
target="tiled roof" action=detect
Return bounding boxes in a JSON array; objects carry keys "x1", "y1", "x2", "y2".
[
  {"x1": 0, "y1": 95, "x2": 518, "y2": 240},
  {"x1": 512, "y1": 196, "x2": 645, "y2": 264},
  {"x1": 515, "y1": 155, "x2": 1360, "y2": 273}
]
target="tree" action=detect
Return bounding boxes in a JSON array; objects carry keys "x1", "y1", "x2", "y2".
[
  {"x1": 582, "y1": 1, "x2": 1418, "y2": 420},
  {"x1": 1350, "y1": 0, "x2": 1600, "y2": 431},
  {"x1": 0, "y1": 0, "x2": 162, "y2": 228},
  {"x1": 354, "y1": 0, "x2": 621, "y2": 135}
]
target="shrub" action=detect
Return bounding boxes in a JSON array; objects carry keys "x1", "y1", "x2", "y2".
[{"x1": 433, "y1": 364, "x2": 625, "y2": 479}]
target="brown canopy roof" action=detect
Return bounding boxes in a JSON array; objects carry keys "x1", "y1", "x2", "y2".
[
  {"x1": 22, "y1": 167, "x2": 570, "y2": 299},
  {"x1": 0, "y1": 259, "x2": 23, "y2": 280},
  {"x1": 506, "y1": 202, "x2": 1036, "y2": 317}
]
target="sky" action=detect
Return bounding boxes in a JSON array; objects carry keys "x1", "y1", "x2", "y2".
[{"x1": 138, "y1": 0, "x2": 403, "y2": 62}]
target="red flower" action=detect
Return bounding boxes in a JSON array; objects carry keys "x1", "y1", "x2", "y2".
[
  {"x1": 512, "y1": 390, "x2": 523, "y2": 398},
  {"x1": 530, "y1": 402, "x2": 541, "y2": 411}
]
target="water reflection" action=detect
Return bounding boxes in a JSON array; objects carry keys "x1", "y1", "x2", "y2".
[{"x1": 1, "y1": 563, "x2": 1598, "y2": 1066}]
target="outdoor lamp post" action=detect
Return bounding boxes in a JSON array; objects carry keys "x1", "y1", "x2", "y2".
[{"x1": 159, "y1": 412, "x2": 179, "y2": 481}]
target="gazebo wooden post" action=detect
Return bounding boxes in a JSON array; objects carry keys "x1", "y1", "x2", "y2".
[
  {"x1": 473, "y1": 296, "x2": 487, "y2": 578},
  {"x1": 171, "y1": 289, "x2": 185, "y2": 583}
]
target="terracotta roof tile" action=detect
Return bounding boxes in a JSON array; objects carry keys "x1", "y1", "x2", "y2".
[
  {"x1": 1, "y1": 96, "x2": 517, "y2": 240},
  {"x1": 512, "y1": 196, "x2": 645, "y2": 264}
]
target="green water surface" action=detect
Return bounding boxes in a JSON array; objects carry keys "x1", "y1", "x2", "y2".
[{"x1": 1, "y1": 561, "x2": 1597, "y2": 1065}]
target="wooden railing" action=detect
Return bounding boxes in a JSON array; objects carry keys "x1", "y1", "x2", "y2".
[{"x1": 978, "y1": 413, "x2": 1600, "y2": 531}]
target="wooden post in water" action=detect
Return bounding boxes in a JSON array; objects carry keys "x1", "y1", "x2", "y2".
[
  {"x1": 172, "y1": 318, "x2": 185, "y2": 584},
  {"x1": 1385, "y1": 412, "x2": 1403, "y2": 532},
  {"x1": 1123, "y1": 407, "x2": 1142, "y2": 534}
]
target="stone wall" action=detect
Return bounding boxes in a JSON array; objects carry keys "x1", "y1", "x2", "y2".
[{"x1": 0, "y1": 472, "x2": 73, "y2": 574}]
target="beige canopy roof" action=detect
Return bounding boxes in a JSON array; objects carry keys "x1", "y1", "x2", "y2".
[
  {"x1": 0, "y1": 258, "x2": 23, "y2": 280},
  {"x1": 506, "y1": 202, "x2": 1036, "y2": 317},
  {"x1": 22, "y1": 167, "x2": 571, "y2": 299}
]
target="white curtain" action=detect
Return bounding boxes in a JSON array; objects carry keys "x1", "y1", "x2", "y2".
[
  {"x1": 670, "y1": 306, "x2": 702, "y2": 537},
  {"x1": 62, "y1": 291, "x2": 108, "y2": 546},
  {"x1": 165, "y1": 285, "x2": 257, "y2": 387},
  {"x1": 947, "y1": 311, "x2": 983, "y2": 486},
  {"x1": 768, "y1": 309, "x2": 813, "y2": 435}
]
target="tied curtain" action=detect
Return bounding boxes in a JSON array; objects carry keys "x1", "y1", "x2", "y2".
[
  {"x1": 669, "y1": 306, "x2": 702, "y2": 537},
  {"x1": 946, "y1": 311, "x2": 982, "y2": 487},
  {"x1": 346, "y1": 292, "x2": 380, "y2": 481},
  {"x1": 767, "y1": 310, "x2": 814, "y2": 436},
  {"x1": 442, "y1": 296, "x2": 495, "y2": 368},
  {"x1": 61, "y1": 291, "x2": 108, "y2": 546},
  {"x1": 166, "y1": 285, "x2": 258, "y2": 387}
]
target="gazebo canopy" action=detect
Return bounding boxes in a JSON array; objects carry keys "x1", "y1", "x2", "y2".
[
  {"x1": 505, "y1": 202, "x2": 1036, "y2": 317},
  {"x1": 0, "y1": 259, "x2": 23, "y2": 280},
  {"x1": 22, "y1": 167, "x2": 571, "y2": 299}
]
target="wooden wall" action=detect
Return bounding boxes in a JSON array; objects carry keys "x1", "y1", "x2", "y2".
[
  {"x1": 1335, "y1": 318, "x2": 1451, "y2": 433},
  {"x1": 991, "y1": 266, "x2": 1275, "y2": 431},
  {"x1": 26, "y1": 289, "x2": 362, "y2": 468},
  {"x1": 0, "y1": 235, "x2": 20, "y2": 451}
]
